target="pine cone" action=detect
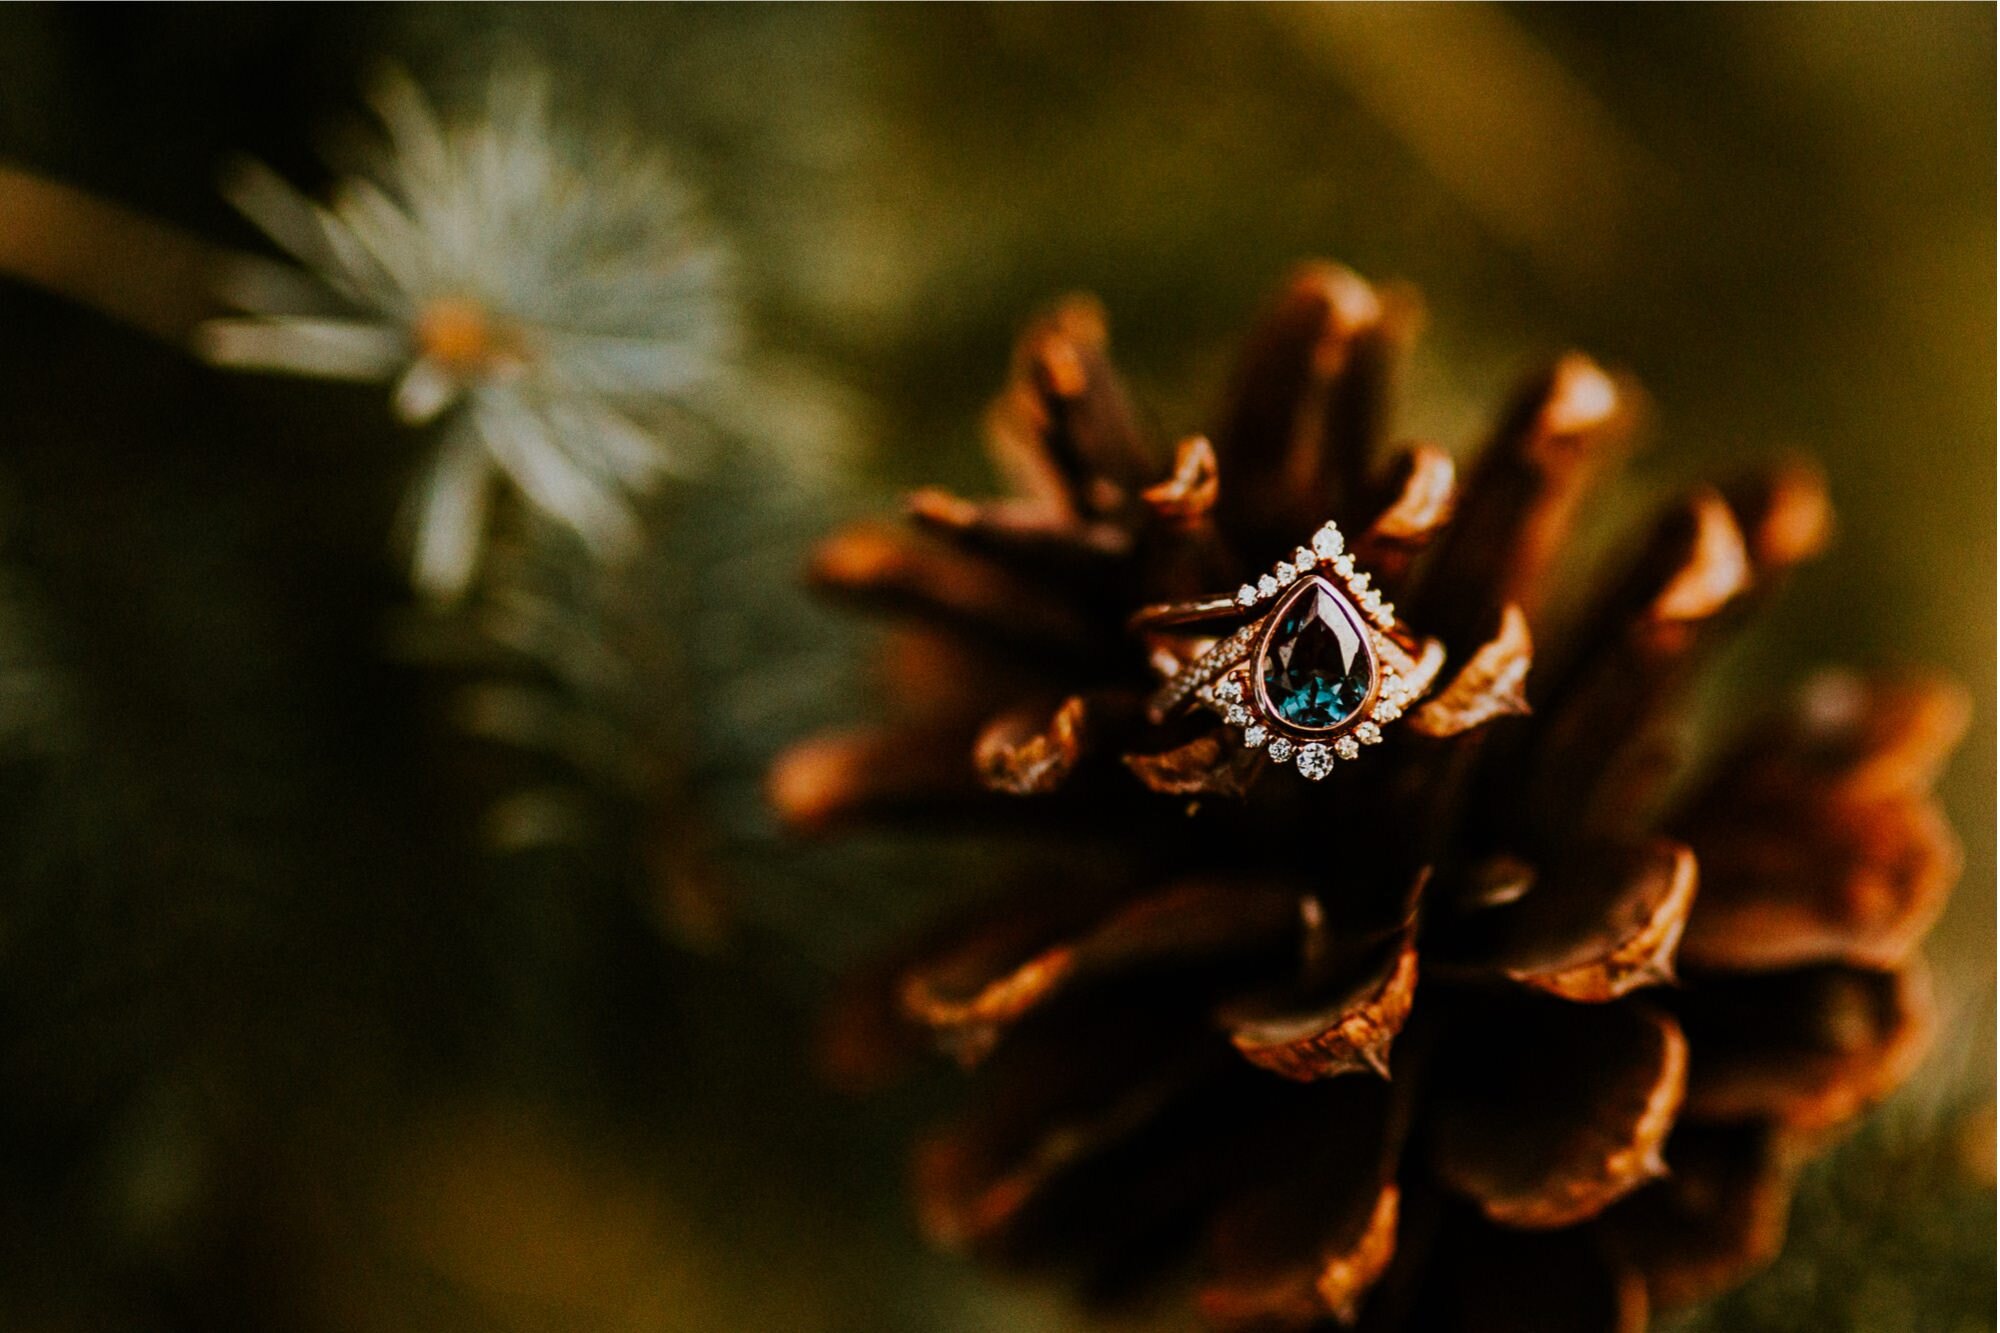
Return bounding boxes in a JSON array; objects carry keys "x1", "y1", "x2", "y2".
[{"x1": 770, "y1": 264, "x2": 1968, "y2": 1330}]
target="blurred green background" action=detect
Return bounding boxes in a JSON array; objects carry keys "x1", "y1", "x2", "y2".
[{"x1": 0, "y1": 5, "x2": 1988, "y2": 1330}]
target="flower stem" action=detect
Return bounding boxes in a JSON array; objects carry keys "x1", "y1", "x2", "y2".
[{"x1": 0, "y1": 163, "x2": 221, "y2": 344}]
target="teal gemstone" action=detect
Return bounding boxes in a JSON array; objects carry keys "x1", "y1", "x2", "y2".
[{"x1": 1257, "y1": 577, "x2": 1375, "y2": 732}]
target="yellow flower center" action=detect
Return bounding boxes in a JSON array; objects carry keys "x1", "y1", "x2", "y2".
[{"x1": 415, "y1": 297, "x2": 520, "y2": 377}]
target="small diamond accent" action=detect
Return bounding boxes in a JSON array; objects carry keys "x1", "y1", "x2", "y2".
[
  {"x1": 1372, "y1": 700, "x2": 1402, "y2": 723},
  {"x1": 1292, "y1": 545, "x2": 1317, "y2": 570},
  {"x1": 1295, "y1": 744, "x2": 1335, "y2": 780},
  {"x1": 1350, "y1": 572, "x2": 1371, "y2": 593},
  {"x1": 1355, "y1": 721, "x2": 1382, "y2": 744},
  {"x1": 1236, "y1": 584, "x2": 1258, "y2": 607},
  {"x1": 1257, "y1": 574, "x2": 1279, "y2": 598},
  {"x1": 1214, "y1": 677, "x2": 1242, "y2": 704},
  {"x1": 1224, "y1": 704, "x2": 1251, "y2": 727},
  {"x1": 1242, "y1": 724, "x2": 1268, "y2": 749},
  {"x1": 1334, "y1": 736, "x2": 1361, "y2": 760},
  {"x1": 1312, "y1": 524, "x2": 1344, "y2": 558},
  {"x1": 1266, "y1": 737, "x2": 1294, "y2": 762},
  {"x1": 1332, "y1": 555, "x2": 1355, "y2": 577},
  {"x1": 1274, "y1": 561, "x2": 1298, "y2": 586}
]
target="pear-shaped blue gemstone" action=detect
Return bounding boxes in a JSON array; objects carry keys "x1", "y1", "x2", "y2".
[{"x1": 1258, "y1": 578, "x2": 1375, "y2": 731}]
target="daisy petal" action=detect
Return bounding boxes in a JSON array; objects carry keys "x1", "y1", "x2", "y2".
[{"x1": 196, "y1": 316, "x2": 406, "y2": 380}]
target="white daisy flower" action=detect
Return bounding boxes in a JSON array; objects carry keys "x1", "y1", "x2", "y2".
[{"x1": 198, "y1": 63, "x2": 739, "y2": 601}]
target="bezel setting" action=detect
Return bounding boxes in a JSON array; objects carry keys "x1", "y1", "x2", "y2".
[{"x1": 1251, "y1": 575, "x2": 1381, "y2": 740}]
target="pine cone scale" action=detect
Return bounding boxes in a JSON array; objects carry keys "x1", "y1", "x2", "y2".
[
  {"x1": 1604, "y1": 1124, "x2": 1795, "y2": 1312},
  {"x1": 1412, "y1": 353, "x2": 1634, "y2": 651},
  {"x1": 1674, "y1": 962, "x2": 1934, "y2": 1135},
  {"x1": 1210, "y1": 262, "x2": 1408, "y2": 556},
  {"x1": 1225, "y1": 930, "x2": 1421, "y2": 1083},
  {"x1": 902, "y1": 877, "x2": 1304, "y2": 1061},
  {"x1": 1440, "y1": 836, "x2": 1698, "y2": 1002},
  {"x1": 1199, "y1": 1076, "x2": 1404, "y2": 1328},
  {"x1": 1350, "y1": 443, "x2": 1458, "y2": 593},
  {"x1": 1429, "y1": 998, "x2": 1685, "y2": 1231}
]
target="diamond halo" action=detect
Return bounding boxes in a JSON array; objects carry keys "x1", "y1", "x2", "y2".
[{"x1": 1174, "y1": 520, "x2": 1443, "y2": 778}]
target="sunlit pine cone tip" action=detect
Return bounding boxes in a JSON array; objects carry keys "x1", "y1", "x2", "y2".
[{"x1": 769, "y1": 261, "x2": 1969, "y2": 1331}]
